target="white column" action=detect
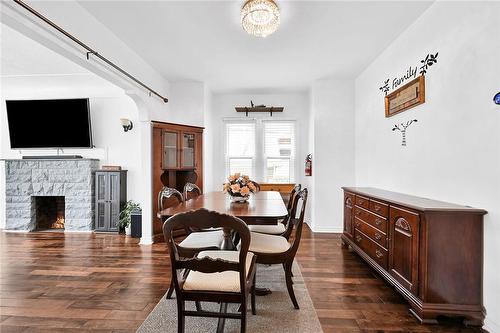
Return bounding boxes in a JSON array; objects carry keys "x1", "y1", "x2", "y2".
[{"x1": 138, "y1": 120, "x2": 153, "y2": 245}]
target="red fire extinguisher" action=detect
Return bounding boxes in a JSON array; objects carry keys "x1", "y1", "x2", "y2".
[{"x1": 305, "y1": 154, "x2": 312, "y2": 176}]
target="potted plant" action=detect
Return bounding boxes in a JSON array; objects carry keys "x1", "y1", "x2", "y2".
[
  {"x1": 223, "y1": 173, "x2": 258, "y2": 203},
  {"x1": 118, "y1": 200, "x2": 141, "y2": 234}
]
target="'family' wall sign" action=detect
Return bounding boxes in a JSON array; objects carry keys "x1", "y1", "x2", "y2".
[{"x1": 380, "y1": 52, "x2": 439, "y2": 117}]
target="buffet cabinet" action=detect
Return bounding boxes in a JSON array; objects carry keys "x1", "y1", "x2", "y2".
[{"x1": 341, "y1": 187, "x2": 486, "y2": 326}]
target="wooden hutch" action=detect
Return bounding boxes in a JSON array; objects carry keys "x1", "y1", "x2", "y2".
[{"x1": 152, "y1": 121, "x2": 204, "y2": 240}]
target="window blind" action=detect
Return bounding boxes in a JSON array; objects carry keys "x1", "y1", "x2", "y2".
[
  {"x1": 225, "y1": 122, "x2": 256, "y2": 178},
  {"x1": 263, "y1": 121, "x2": 295, "y2": 183}
]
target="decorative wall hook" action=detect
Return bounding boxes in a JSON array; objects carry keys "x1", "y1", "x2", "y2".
[
  {"x1": 120, "y1": 118, "x2": 133, "y2": 132},
  {"x1": 392, "y1": 119, "x2": 418, "y2": 146}
]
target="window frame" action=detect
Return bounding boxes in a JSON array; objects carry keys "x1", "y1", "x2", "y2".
[{"x1": 224, "y1": 118, "x2": 297, "y2": 184}]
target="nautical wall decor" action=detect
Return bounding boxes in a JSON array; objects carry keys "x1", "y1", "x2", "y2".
[
  {"x1": 494, "y1": 92, "x2": 500, "y2": 105},
  {"x1": 379, "y1": 51, "x2": 439, "y2": 117},
  {"x1": 392, "y1": 119, "x2": 418, "y2": 146}
]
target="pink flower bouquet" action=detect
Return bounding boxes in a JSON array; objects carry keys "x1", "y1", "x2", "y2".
[{"x1": 223, "y1": 173, "x2": 257, "y2": 202}]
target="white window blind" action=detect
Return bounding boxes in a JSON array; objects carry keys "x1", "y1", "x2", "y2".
[
  {"x1": 225, "y1": 122, "x2": 256, "y2": 178},
  {"x1": 264, "y1": 121, "x2": 295, "y2": 183}
]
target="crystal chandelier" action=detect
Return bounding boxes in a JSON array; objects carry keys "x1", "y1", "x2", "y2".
[{"x1": 241, "y1": 0, "x2": 280, "y2": 38}]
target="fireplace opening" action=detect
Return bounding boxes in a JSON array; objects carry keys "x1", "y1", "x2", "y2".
[{"x1": 35, "y1": 196, "x2": 65, "y2": 230}]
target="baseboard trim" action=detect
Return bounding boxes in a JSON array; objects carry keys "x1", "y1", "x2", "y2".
[
  {"x1": 484, "y1": 317, "x2": 500, "y2": 333},
  {"x1": 310, "y1": 226, "x2": 343, "y2": 233}
]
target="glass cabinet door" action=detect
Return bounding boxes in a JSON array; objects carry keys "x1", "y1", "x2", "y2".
[
  {"x1": 181, "y1": 132, "x2": 195, "y2": 168},
  {"x1": 108, "y1": 173, "x2": 120, "y2": 230},
  {"x1": 163, "y1": 131, "x2": 178, "y2": 169},
  {"x1": 96, "y1": 173, "x2": 107, "y2": 230}
]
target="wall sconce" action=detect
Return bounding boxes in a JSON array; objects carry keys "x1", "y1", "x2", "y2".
[{"x1": 120, "y1": 118, "x2": 133, "y2": 132}]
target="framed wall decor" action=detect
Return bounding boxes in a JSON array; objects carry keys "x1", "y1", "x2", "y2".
[{"x1": 385, "y1": 75, "x2": 425, "y2": 117}]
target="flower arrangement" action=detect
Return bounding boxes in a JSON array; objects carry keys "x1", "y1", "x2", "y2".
[{"x1": 223, "y1": 173, "x2": 257, "y2": 202}]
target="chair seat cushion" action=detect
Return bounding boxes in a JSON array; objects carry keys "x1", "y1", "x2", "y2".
[
  {"x1": 179, "y1": 230, "x2": 223, "y2": 249},
  {"x1": 249, "y1": 223, "x2": 286, "y2": 235},
  {"x1": 183, "y1": 250, "x2": 254, "y2": 293},
  {"x1": 248, "y1": 232, "x2": 291, "y2": 254}
]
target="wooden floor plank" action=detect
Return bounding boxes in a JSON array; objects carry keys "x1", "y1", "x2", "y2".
[{"x1": 0, "y1": 228, "x2": 485, "y2": 332}]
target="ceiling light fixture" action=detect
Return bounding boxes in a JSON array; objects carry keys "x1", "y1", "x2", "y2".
[{"x1": 241, "y1": 0, "x2": 280, "y2": 38}]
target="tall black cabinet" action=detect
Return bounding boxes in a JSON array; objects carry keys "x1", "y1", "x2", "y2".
[{"x1": 95, "y1": 170, "x2": 127, "y2": 232}]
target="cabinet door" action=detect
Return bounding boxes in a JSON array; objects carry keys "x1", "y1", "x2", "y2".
[
  {"x1": 95, "y1": 173, "x2": 108, "y2": 231},
  {"x1": 107, "y1": 173, "x2": 120, "y2": 231},
  {"x1": 181, "y1": 132, "x2": 196, "y2": 168},
  {"x1": 343, "y1": 193, "x2": 354, "y2": 238},
  {"x1": 163, "y1": 130, "x2": 179, "y2": 169},
  {"x1": 388, "y1": 206, "x2": 420, "y2": 294}
]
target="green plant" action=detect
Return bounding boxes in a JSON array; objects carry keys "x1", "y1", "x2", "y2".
[{"x1": 118, "y1": 200, "x2": 141, "y2": 230}]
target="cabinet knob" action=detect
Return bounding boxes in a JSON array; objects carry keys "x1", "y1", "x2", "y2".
[
  {"x1": 375, "y1": 249, "x2": 383, "y2": 258},
  {"x1": 358, "y1": 199, "x2": 364, "y2": 204},
  {"x1": 355, "y1": 210, "x2": 361, "y2": 216},
  {"x1": 374, "y1": 205, "x2": 381, "y2": 211},
  {"x1": 375, "y1": 218, "x2": 382, "y2": 226},
  {"x1": 375, "y1": 232, "x2": 382, "y2": 240},
  {"x1": 355, "y1": 235, "x2": 362, "y2": 243},
  {"x1": 355, "y1": 221, "x2": 360, "y2": 228}
]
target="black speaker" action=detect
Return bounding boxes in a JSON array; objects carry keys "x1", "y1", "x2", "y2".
[{"x1": 130, "y1": 209, "x2": 142, "y2": 238}]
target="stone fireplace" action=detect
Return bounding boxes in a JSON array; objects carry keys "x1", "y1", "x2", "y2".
[{"x1": 5, "y1": 159, "x2": 99, "y2": 231}]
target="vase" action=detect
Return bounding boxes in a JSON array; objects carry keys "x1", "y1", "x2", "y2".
[{"x1": 230, "y1": 195, "x2": 250, "y2": 203}]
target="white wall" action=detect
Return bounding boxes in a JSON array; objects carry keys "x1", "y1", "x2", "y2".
[
  {"x1": 0, "y1": 75, "x2": 143, "y2": 229},
  {"x1": 310, "y1": 79, "x2": 355, "y2": 232},
  {"x1": 354, "y1": 2, "x2": 500, "y2": 331}
]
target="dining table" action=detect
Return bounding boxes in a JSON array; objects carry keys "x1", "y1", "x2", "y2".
[{"x1": 158, "y1": 190, "x2": 288, "y2": 250}]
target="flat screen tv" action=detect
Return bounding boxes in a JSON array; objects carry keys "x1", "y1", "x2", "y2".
[{"x1": 6, "y1": 98, "x2": 93, "y2": 149}]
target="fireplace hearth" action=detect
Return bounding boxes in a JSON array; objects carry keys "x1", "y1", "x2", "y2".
[{"x1": 35, "y1": 196, "x2": 65, "y2": 230}]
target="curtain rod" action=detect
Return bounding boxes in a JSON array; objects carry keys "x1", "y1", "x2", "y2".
[{"x1": 13, "y1": 0, "x2": 169, "y2": 103}]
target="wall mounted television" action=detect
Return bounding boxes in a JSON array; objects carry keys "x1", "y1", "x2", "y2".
[{"x1": 6, "y1": 98, "x2": 93, "y2": 149}]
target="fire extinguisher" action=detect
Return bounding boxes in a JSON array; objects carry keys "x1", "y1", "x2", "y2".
[{"x1": 305, "y1": 154, "x2": 312, "y2": 176}]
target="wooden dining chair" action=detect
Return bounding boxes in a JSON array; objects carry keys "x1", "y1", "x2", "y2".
[
  {"x1": 163, "y1": 209, "x2": 257, "y2": 333},
  {"x1": 248, "y1": 184, "x2": 301, "y2": 235},
  {"x1": 159, "y1": 187, "x2": 224, "y2": 299},
  {"x1": 183, "y1": 182, "x2": 201, "y2": 201},
  {"x1": 244, "y1": 188, "x2": 308, "y2": 309}
]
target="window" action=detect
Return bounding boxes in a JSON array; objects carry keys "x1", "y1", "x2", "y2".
[
  {"x1": 225, "y1": 121, "x2": 255, "y2": 178},
  {"x1": 224, "y1": 120, "x2": 295, "y2": 183},
  {"x1": 264, "y1": 121, "x2": 295, "y2": 183}
]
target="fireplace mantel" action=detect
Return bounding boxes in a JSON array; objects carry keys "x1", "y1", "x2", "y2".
[{"x1": 4, "y1": 158, "x2": 99, "y2": 231}]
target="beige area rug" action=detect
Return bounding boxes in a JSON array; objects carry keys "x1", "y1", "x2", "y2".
[{"x1": 137, "y1": 262, "x2": 323, "y2": 333}]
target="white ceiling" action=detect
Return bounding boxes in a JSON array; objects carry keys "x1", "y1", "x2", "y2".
[
  {"x1": 0, "y1": 24, "x2": 123, "y2": 94},
  {"x1": 78, "y1": 0, "x2": 433, "y2": 92},
  {"x1": 0, "y1": 24, "x2": 89, "y2": 76}
]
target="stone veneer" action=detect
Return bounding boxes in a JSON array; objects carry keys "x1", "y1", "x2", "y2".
[{"x1": 5, "y1": 159, "x2": 99, "y2": 231}]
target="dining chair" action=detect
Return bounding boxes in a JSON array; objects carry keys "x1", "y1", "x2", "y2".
[
  {"x1": 248, "y1": 184, "x2": 301, "y2": 235},
  {"x1": 244, "y1": 188, "x2": 308, "y2": 309},
  {"x1": 159, "y1": 187, "x2": 224, "y2": 299},
  {"x1": 163, "y1": 209, "x2": 257, "y2": 333},
  {"x1": 183, "y1": 182, "x2": 201, "y2": 201}
]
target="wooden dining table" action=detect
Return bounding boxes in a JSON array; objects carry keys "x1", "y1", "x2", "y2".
[{"x1": 158, "y1": 191, "x2": 288, "y2": 250}]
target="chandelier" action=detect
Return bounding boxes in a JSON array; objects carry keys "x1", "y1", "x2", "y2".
[{"x1": 241, "y1": 0, "x2": 280, "y2": 38}]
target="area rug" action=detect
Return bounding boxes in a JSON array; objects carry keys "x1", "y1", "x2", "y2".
[{"x1": 137, "y1": 262, "x2": 323, "y2": 333}]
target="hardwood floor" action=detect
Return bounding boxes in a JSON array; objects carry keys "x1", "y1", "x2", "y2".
[{"x1": 0, "y1": 227, "x2": 484, "y2": 333}]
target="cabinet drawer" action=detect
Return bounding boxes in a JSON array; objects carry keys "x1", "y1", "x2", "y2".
[
  {"x1": 354, "y1": 219, "x2": 387, "y2": 248},
  {"x1": 355, "y1": 195, "x2": 369, "y2": 209},
  {"x1": 369, "y1": 199, "x2": 389, "y2": 218},
  {"x1": 354, "y1": 207, "x2": 387, "y2": 233},
  {"x1": 354, "y1": 230, "x2": 388, "y2": 269},
  {"x1": 344, "y1": 192, "x2": 355, "y2": 208}
]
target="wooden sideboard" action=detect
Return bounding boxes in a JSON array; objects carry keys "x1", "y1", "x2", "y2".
[{"x1": 341, "y1": 187, "x2": 486, "y2": 326}]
